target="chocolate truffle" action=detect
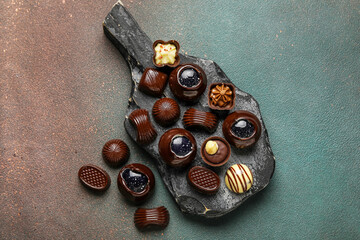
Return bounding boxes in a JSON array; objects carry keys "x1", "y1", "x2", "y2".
[
  {"x1": 183, "y1": 108, "x2": 218, "y2": 133},
  {"x1": 222, "y1": 110, "x2": 261, "y2": 148},
  {"x1": 169, "y1": 64, "x2": 207, "y2": 102},
  {"x1": 78, "y1": 164, "x2": 111, "y2": 192},
  {"x1": 208, "y1": 83, "x2": 235, "y2": 110},
  {"x1": 158, "y1": 128, "x2": 197, "y2": 168},
  {"x1": 201, "y1": 136, "x2": 230, "y2": 167},
  {"x1": 134, "y1": 206, "x2": 170, "y2": 231},
  {"x1": 152, "y1": 98, "x2": 180, "y2": 127},
  {"x1": 225, "y1": 164, "x2": 253, "y2": 193},
  {"x1": 138, "y1": 68, "x2": 168, "y2": 97},
  {"x1": 152, "y1": 40, "x2": 180, "y2": 68},
  {"x1": 102, "y1": 139, "x2": 130, "y2": 167},
  {"x1": 128, "y1": 109, "x2": 157, "y2": 145},
  {"x1": 117, "y1": 163, "x2": 155, "y2": 204},
  {"x1": 187, "y1": 166, "x2": 220, "y2": 195}
]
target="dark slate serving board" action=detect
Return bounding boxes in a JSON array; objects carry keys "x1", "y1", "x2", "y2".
[{"x1": 103, "y1": 1, "x2": 275, "y2": 218}]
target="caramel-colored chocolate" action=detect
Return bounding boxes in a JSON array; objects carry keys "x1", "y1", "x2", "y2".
[
  {"x1": 187, "y1": 166, "x2": 220, "y2": 195},
  {"x1": 78, "y1": 164, "x2": 111, "y2": 192},
  {"x1": 128, "y1": 109, "x2": 157, "y2": 145},
  {"x1": 134, "y1": 206, "x2": 169, "y2": 230},
  {"x1": 158, "y1": 128, "x2": 197, "y2": 168},
  {"x1": 102, "y1": 139, "x2": 130, "y2": 167},
  {"x1": 152, "y1": 40, "x2": 180, "y2": 68},
  {"x1": 169, "y1": 64, "x2": 207, "y2": 102},
  {"x1": 182, "y1": 108, "x2": 218, "y2": 133},
  {"x1": 138, "y1": 68, "x2": 168, "y2": 97},
  {"x1": 222, "y1": 110, "x2": 261, "y2": 148},
  {"x1": 201, "y1": 136, "x2": 230, "y2": 167},
  {"x1": 225, "y1": 164, "x2": 253, "y2": 193},
  {"x1": 152, "y1": 98, "x2": 180, "y2": 127},
  {"x1": 208, "y1": 83, "x2": 235, "y2": 110},
  {"x1": 117, "y1": 163, "x2": 155, "y2": 204}
]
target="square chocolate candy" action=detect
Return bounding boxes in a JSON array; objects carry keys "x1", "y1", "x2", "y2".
[{"x1": 138, "y1": 68, "x2": 168, "y2": 97}]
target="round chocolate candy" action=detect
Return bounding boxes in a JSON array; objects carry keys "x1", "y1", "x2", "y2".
[
  {"x1": 225, "y1": 164, "x2": 253, "y2": 193},
  {"x1": 102, "y1": 139, "x2": 130, "y2": 167},
  {"x1": 201, "y1": 136, "x2": 230, "y2": 167},
  {"x1": 222, "y1": 110, "x2": 261, "y2": 148},
  {"x1": 158, "y1": 128, "x2": 197, "y2": 168},
  {"x1": 168, "y1": 64, "x2": 207, "y2": 102},
  {"x1": 152, "y1": 98, "x2": 180, "y2": 127},
  {"x1": 78, "y1": 164, "x2": 111, "y2": 192},
  {"x1": 117, "y1": 163, "x2": 155, "y2": 204}
]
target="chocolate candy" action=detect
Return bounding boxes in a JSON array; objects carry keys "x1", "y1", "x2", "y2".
[
  {"x1": 187, "y1": 166, "x2": 220, "y2": 195},
  {"x1": 182, "y1": 108, "x2": 218, "y2": 133},
  {"x1": 152, "y1": 40, "x2": 180, "y2": 68},
  {"x1": 225, "y1": 164, "x2": 253, "y2": 193},
  {"x1": 222, "y1": 110, "x2": 261, "y2": 148},
  {"x1": 78, "y1": 164, "x2": 111, "y2": 192},
  {"x1": 208, "y1": 83, "x2": 235, "y2": 110},
  {"x1": 128, "y1": 109, "x2": 157, "y2": 145},
  {"x1": 134, "y1": 206, "x2": 170, "y2": 231},
  {"x1": 169, "y1": 64, "x2": 207, "y2": 102},
  {"x1": 102, "y1": 139, "x2": 130, "y2": 167},
  {"x1": 201, "y1": 136, "x2": 230, "y2": 167},
  {"x1": 152, "y1": 98, "x2": 180, "y2": 127},
  {"x1": 138, "y1": 68, "x2": 168, "y2": 97},
  {"x1": 117, "y1": 163, "x2": 155, "y2": 203},
  {"x1": 158, "y1": 128, "x2": 197, "y2": 168}
]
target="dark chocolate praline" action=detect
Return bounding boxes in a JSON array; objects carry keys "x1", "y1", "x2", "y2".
[
  {"x1": 102, "y1": 139, "x2": 130, "y2": 167},
  {"x1": 187, "y1": 166, "x2": 220, "y2": 195},
  {"x1": 201, "y1": 136, "x2": 230, "y2": 167},
  {"x1": 168, "y1": 64, "x2": 207, "y2": 102},
  {"x1": 158, "y1": 128, "x2": 197, "y2": 168},
  {"x1": 152, "y1": 98, "x2": 180, "y2": 127},
  {"x1": 222, "y1": 110, "x2": 261, "y2": 148},
  {"x1": 138, "y1": 68, "x2": 168, "y2": 97},
  {"x1": 117, "y1": 163, "x2": 155, "y2": 204},
  {"x1": 78, "y1": 164, "x2": 111, "y2": 192},
  {"x1": 208, "y1": 83, "x2": 236, "y2": 111}
]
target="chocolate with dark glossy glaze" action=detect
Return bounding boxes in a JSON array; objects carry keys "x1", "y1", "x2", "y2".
[
  {"x1": 208, "y1": 83, "x2": 235, "y2": 111},
  {"x1": 134, "y1": 206, "x2": 169, "y2": 231},
  {"x1": 169, "y1": 64, "x2": 207, "y2": 102},
  {"x1": 158, "y1": 128, "x2": 197, "y2": 168},
  {"x1": 78, "y1": 164, "x2": 111, "y2": 192},
  {"x1": 201, "y1": 136, "x2": 230, "y2": 167},
  {"x1": 138, "y1": 68, "x2": 168, "y2": 97},
  {"x1": 102, "y1": 139, "x2": 130, "y2": 167},
  {"x1": 187, "y1": 166, "x2": 220, "y2": 195},
  {"x1": 117, "y1": 163, "x2": 155, "y2": 204},
  {"x1": 152, "y1": 40, "x2": 180, "y2": 68},
  {"x1": 222, "y1": 110, "x2": 261, "y2": 148},
  {"x1": 128, "y1": 109, "x2": 157, "y2": 145},
  {"x1": 183, "y1": 108, "x2": 218, "y2": 133},
  {"x1": 152, "y1": 98, "x2": 180, "y2": 127}
]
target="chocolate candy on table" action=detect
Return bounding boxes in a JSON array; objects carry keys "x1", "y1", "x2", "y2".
[
  {"x1": 78, "y1": 164, "x2": 111, "y2": 192},
  {"x1": 208, "y1": 83, "x2": 235, "y2": 111},
  {"x1": 201, "y1": 136, "x2": 230, "y2": 167},
  {"x1": 225, "y1": 164, "x2": 253, "y2": 193},
  {"x1": 102, "y1": 139, "x2": 130, "y2": 167},
  {"x1": 152, "y1": 40, "x2": 180, "y2": 68},
  {"x1": 168, "y1": 64, "x2": 207, "y2": 102},
  {"x1": 158, "y1": 128, "x2": 197, "y2": 168},
  {"x1": 138, "y1": 68, "x2": 168, "y2": 97},
  {"x1": 128, "y1": 109, "x2": 157, "y2": 145},
  {"x1": 117, "y1": 163, "x2": 155, "y2": 203},
  {"x1": 187, "y1": 166, "x2": 220, "y2": 195},
  {"x1": 222, "y1": 110, "x2": 262, "y2": 148},
  {"x1": 152, "y1": 98, "x2": 180, "y2": 127},
  {"x1": 182, "y1": 108, "x2": 218, "y2": 133},
  {"x1": 134, "y1": 206, "x2": 170, "y2": 231}
]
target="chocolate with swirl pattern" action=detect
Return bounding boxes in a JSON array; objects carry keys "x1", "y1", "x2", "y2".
[{"x1": 128, "y1": 109, "x2": 157, "y2": 145}]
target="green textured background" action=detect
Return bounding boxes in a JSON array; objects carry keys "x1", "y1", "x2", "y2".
[{"x1": 1, "y1": 0, "x2": 359, "y2": 239}]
